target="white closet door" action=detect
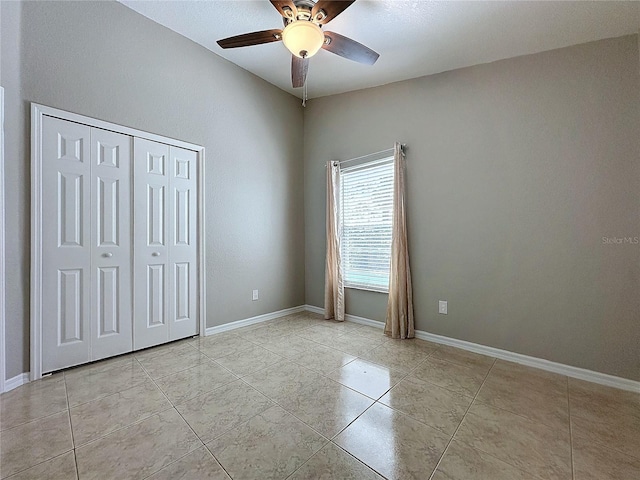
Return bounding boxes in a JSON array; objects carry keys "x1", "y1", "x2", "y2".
[
  {"x1": 133, "y1": 138, "x2": 170, "y2": 349},
  {"x1": 90, "y1": 128, "x2": 132, "y2": 360},
  {"x1": 169, "y1": 146, "x2": 198, "y2": 340},
  {"x1": 42, "y1": 116, "x2": 91, "y2": 372}
]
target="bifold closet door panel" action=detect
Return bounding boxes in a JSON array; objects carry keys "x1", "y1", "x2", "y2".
[
  {"x1": 133, "y1": 137, "x2": 171, "y2": 350},
  {"x1": 41, "y1": 116, "x2": 92, "y2": 372},
  {"x1": 169, "y1": 146, "x2": 198, "y2": 340},
  {"x1": 90, "y1": 128, "x2": 133, "y2": 361}
]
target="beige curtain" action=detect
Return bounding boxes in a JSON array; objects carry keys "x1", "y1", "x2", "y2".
[
  {"x1": 324, "y1": 161, "x2": 345, "y2": 321},
  {"x1": 384, "y1": 143, "x2": 415, "y2": 338}
]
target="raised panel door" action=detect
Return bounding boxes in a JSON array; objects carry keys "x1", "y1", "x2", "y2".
[
  {"x1": 168, "y1": 146, "x2": 198, "y2": 340},
  {"x1": 42, "y1": 116, "x2": 91, "y2": 372},
  {"x1": 90, "y1": 128, "x2": 132, "y2": 360},
  {"x1": 133, "y1": 138, "x2": 170, "y2": 349}
]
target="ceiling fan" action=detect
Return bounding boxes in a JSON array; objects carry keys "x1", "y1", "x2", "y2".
[{"x1": 216, "y1": 0, "x2": 379, "y2": 89}]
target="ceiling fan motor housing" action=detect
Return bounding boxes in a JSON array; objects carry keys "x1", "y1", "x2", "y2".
[{"x1": 282, "y1": 0, "x2": 318, "y2": 24}]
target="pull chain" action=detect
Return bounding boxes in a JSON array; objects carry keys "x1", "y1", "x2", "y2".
[
  {"x1": 302, "y1": 53, "x2": 308, "y2": 107},
  {"x1": 302, "y1": 77, "x2": 307, "y2": 107}
]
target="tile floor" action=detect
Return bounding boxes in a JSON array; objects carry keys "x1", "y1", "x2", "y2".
[{"x1": 1, "y1": 311, "x2": 638, "y2": 479}]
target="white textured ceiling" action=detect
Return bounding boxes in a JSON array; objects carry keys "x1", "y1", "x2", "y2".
[{"x1": 120, "y1": 0, "x2": 640, "y2": 99}]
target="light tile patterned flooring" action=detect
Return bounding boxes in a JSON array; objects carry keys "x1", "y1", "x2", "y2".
[{"x1": 1, "y1": 311, "x2": 639, "y2": 479}]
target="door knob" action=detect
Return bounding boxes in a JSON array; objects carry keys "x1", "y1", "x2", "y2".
[
  {"x1": 102, "y1": 252, "x2": 113, "y2": 258},
  {"x1": 152, "y1": 252, "x2": 160, "y2": 257}
]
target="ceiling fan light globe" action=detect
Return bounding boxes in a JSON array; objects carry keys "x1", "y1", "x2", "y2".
[{"x1": 282, "y1": 21, "x2": 324, "y2": 58}]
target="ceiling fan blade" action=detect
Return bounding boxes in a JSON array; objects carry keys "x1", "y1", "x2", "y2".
[
  {"x1": 312, "y1": 0, "x2": 356, "y2": 24},
  {"x1": 217, "y1": 29, "x2": 283, "y2": 49},
  {"x1": 322, "y1": 31, "x2": 379, "y2": 65},
  {"x1": 291, "y1": 55, "x2": 309, "y2": 88},
  {"x1": 269, "y1": 0, "x2": 298, "y2": 20}
]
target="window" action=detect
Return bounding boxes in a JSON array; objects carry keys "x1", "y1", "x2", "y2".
[{"x1": 341, "y1": 157, "x2": 394, "y2": 292}]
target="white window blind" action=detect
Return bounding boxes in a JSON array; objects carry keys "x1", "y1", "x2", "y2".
[{"x1": 341, "y1": 157, "x2": 394, "y2": 292}]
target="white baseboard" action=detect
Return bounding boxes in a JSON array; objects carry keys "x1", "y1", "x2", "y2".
[
  {"x1": 304, "y1": 305, "x2": 640, "y2": 393},
  {"x1": 303, "y1": 305, "x2": 385, "y2": 328},
  {"x1": 3, "y1": 372, "x2": 30, "y2": 393},
  {"x1": 304, "y1": 305, "x2": 324, "y2": 316},
  {"x1": 205, "y1": 305, "x2": 307, "y2": 336},
  {"x1": 344, "y1": 313, "x2": 386, "y2": 328},
  {"x1": 416, "y1": 330, "x2": 640, "y2": 393}
]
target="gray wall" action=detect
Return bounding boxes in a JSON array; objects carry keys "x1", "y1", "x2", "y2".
[
  {"x1": 1, "y1": 0, "x2": 305, "y2": 379},
  {"x1": 304, "y1": 35, "x2": 640, "y2": 381},
  {"x1": 1, "y1": 0, "x2": 29, "y2": 381}
]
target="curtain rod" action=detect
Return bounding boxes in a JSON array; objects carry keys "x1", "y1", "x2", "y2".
[{"x1": 333, "y1": 144, "x2": 406, "y2": 166}]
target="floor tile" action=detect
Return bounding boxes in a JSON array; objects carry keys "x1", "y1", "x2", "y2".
[
  {"x1": 0, "y1": 411, "x2": 73, "y2": 479},
  {"x1": 70, "y1": 380, "x2": 172, "y2": 446},
  {"x1": 572, "y1": 432, "x2": 640, "y2": 480},
  {"x1": 63, "y1": 353, "x2": 133, "y2": 377},
  {"x1": 569, "y1": 378, "x2": 640, "y2": 422},
  {"x1": 489, "y1": 360, "x2": 568, "y2": 397},
  {"x1": 276, "y1": 377, "x2": 374, "y2": 438},
  {"x1": 75, "y1": 409, "x2": 201, "y2": 480},
  {"x1": 288, "y1": 442, "x2": 384, "y2": 480},
  {"x1": 273, "y1": 319, "x2": 318, "y2": 334},
  {"x1": 4, "y1": 315, "x2": 637, "y2": 480},
  {"x1": 310, "y1": 320, "x2": 365, "y2": 335},
  {"x1": 190, "y1": 331, "x2": 240, "y2": 344},
  {"x1": 331, "y1": 321, "x2": 367, "y2": 333},
  {"x1": 327, "y1": 358, "x2": 405, "y2": 399},
  {"x1": 214, "y1": 344, "x2": 283, "y2": 377},
  {"x1": 0, "y1": 375, "x2": 67, "y2": 431},
  {"x1": 431, "y1": 440, "x2": 537, "y2": 480},
  {"x1": 207, "y1": 405, "x2": 326, "y2": 480},
  {"x1": 134, "y1": 339, "x2": 196, "y2": 362},
  {"x1": 430, "y1": 345, "x2": 495, "y2": 371},
  {"x1": 231, "y1": 323, "x2": 273, "y2": 336},
  {"x1": 325, "y1": 335, "x2": 386, "y2": 357},
  {"x1": 147, "y1": 447, "x2": 230, "y2": 480},
  {"x1": 287, "y1": 317, "x2": 325, "y2": 330},
  {"x1": 334, "y1": 402, "x2": 450, "y2": 480},
  {"x1": 259, "y1": 335, "x2": 322, "y2": 359},
  {"x1": 352, "y1": 326, "x2": 388, "y2": 342},
  {"x1": 4, "y1": 451, "x2": 77, "y2": 480},
  {"x1": 154, "y1": 361, "x2": 238, "y2": 405},
  {"x1": 571, "y1": 411, "x2": 640, "y2": 460},
  {"x1": 65, "y1": 357, "x2": 149, "y2": 407},
  {"x1": 192, "y1": 335, "x2": 256, "y2": 360},
  {"x1": 476, "y1": 369, "x2": 569, "y2": 430},
  {"x1": 242, "y1": 359, "x2": 324, "y2": 403},
  {"x1": 382, "y1": 337, "x2": 439, "y2": 355},
  {"x1": 240, "y1": 324, "x2": 291, "y2": 344},
  {"x1": 411, "y1": 356, "x2": 487, "y2": 397},
  {"x1": 176, "y1": 380, "x2": 273, "y2": 443},
  {"x1": 291, "y1": 344, "x2": 356, "y2": 374},
  {"x1": 137, "y1": 346, "x2": 208, "y2": 380},
  {"x1": 297, "y1": 325, "x2": 347, "y2": 345},
  {"x1": 380, "y1": 375, "x2": 472, "y2": 435},
  {"x1": 361, "y1": 343, "x2": 431, "y2": 373},
  {"x1": 455, "y1": 403, "x2": 571, "y2": 480}
]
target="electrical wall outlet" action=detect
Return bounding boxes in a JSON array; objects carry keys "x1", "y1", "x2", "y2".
[
  {"x1": 252, "y1": 289, "x2": 259, "y2": 301},
  {"x1": 439, "y1": 300, "x2": 448, "y2": 315}
]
